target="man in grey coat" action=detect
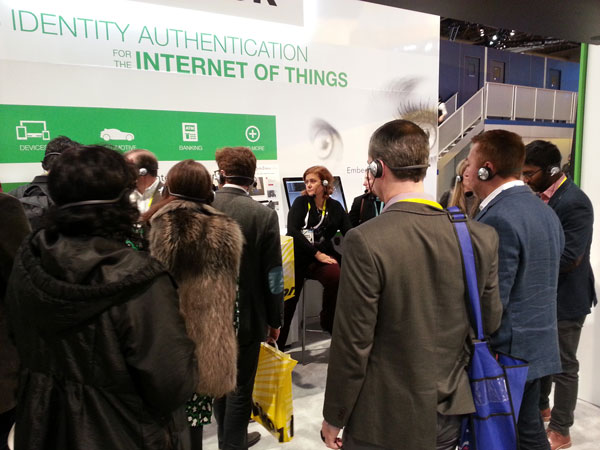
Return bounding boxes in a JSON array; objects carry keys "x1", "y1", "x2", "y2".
[
  {"x1": 464, "y1": 130, "x2": 564, "y2": 450},
  {"x1": 321, "y1": 120, "x2": 503, "y2": 450},
  {"x1": 212, "y1": 146, "x2": 284, "y2": 450}
]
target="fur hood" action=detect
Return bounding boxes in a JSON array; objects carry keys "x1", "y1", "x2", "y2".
[{"x1": 149, "y1": 200, "x2": 243, "y2": 397}]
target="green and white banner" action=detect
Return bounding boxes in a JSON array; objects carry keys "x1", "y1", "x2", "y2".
[
  {"x1": 0, "y1": 104, "x2": 277, "y2": 162},
  {"x1": 0, "y1": 0, "x2": 439, "y2": 219}
]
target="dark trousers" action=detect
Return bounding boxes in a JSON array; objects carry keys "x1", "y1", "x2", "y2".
[
  {"x1": 213, "y1": 341, "x2": 261, "y2": 450},
  {"x1": 539, "y1": 316, "x2": 586, "y2": 436},
  {"x1": 189, "y1": 425, "x2": 203, "y2": 450},
  {"x1": 341, "y1": 414, "x2": 461, "y2": 450},
  {"x1": 518, "y1": 379, "x2": 550, "y2": 450},
  {"x1": 277, "y1": 260, "x2": 340, "y2": 348},
  {"x1": 0, "y1": 408, "x2": 15, "y2": 450}
]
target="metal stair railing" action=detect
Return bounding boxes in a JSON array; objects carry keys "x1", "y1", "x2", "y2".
[
  {"x1": 438, "y1": 87, "x2": 485, "y2": 158},
  {"x1": 438, "y1": 83, "x2": 577, "y2": 160}
]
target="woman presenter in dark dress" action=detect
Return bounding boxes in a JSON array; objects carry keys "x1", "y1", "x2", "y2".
[{"x1": 277, "y1": 165, "x2": 351, "y2": 348}]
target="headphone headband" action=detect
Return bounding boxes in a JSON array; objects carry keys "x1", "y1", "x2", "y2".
[
  {"x1": 388, "y1": 164, "x2": 430, "y2": 170},
  {"x1": 42, "y1": 152, "x2": 63, "y2": 171},
  {"x1": 224, "y1": 174, "x2": 255, "y2": 183},
  {"x1": 367, "y1": 160, "x2": 429, "y2": 178},
  {"x1": 168, "y1": 187, "x2": 214, "y2": 204},
  {"x1": 57, "y1": 189, "x2": 129, "y2": 210}
]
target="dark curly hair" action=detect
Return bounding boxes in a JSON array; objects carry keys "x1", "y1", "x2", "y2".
[
  {"x1": 215, "y1": 146, "x2": 257, "y2": 186},
  {"x1": 44, "y1": 145, "x2": 139, "y2": 240}
]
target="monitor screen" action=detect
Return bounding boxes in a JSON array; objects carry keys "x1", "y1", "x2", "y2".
[{"x1": 282, "y1": 176, "x2": 347, "y2": 211}]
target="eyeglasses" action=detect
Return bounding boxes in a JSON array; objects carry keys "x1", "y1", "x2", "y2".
[{"x1": 522, "y1": 168, "x2": 543, "y2": 179}]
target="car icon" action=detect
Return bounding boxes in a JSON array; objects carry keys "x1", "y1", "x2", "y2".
[{"x1": 100, "y1": 128, "x2": 134, "y2": 141}]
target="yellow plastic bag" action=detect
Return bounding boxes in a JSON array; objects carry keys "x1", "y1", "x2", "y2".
[{"x1": 251, "y1": 343, "x2": 297, "y2": 442}]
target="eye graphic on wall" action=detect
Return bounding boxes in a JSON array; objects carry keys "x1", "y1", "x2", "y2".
[
  {"x1": 309, "y1": 119, "x2": 343, "y2": 160},
  {"x1": 397, "y1": 101, "x2": 438, "y2": 149},
  {"x1": 382, "y1": 77, "x2": 438, "y2": 150}
]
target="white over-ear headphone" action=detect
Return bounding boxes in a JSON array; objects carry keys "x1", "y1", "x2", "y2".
[{"x1": 549, "y1": 166, "x2": 560, "y2": 176}]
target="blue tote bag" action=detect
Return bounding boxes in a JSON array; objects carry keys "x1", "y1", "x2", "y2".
[{"x1": 448, "y1": 207, "x2": 529, "y2": 450}]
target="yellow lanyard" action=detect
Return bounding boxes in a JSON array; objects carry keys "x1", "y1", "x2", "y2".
[
  {"x1": 398, "y1": 198, "x2": 444, "y2": 210},
  {"x1": 305, "y1": 198, "x2": 327, "y2": 229}
]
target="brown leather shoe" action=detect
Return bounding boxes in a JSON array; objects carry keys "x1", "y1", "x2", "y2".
[
  {"x1": 547, "y1": 429, "x2": 571, "y2": 450},
  {"x1": 540, "y1": 407, "x2": 551, "y2": 423}
]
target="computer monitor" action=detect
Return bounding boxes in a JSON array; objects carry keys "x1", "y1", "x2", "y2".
[{"x1": 282, "y1": 176, "x2": 347, "y2": 211}]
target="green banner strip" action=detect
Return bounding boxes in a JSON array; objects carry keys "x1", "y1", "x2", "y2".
[
  {"x1": 2, "y1": 182, "x2": 27, "y2": 193},
  {"x1": 0, "y1": 104, "x2": 277, "y2": 163},
  {"x1": 574, "y1": 43, "x2": 588, "y2": 186}
]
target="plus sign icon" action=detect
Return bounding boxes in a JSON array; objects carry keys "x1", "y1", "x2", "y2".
[{"x1": 245, "y1": 126, "x2": 261, "y2": 143}]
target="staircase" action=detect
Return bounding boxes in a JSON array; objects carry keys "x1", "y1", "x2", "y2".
[
  {"x1": 438, "y1": 87, "x2": 485, "y2": 170},
  {"x1": 437, "y1": 82, "x2": 577, "y2": 170}
]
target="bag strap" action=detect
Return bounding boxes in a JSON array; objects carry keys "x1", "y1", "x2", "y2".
[{"x1": 447, "y1": 206, "x2": 484, "y2": 340}]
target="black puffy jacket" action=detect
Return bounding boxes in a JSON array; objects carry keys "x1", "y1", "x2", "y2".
[{"x1": 6, "y1": 231, "x2": 198, "y2": 450}]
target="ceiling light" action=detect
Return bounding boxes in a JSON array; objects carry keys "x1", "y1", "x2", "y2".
[
  {"x1": 492, "y1": 35, "x2": 498, "y2": 41},
  {"x1": 510, "y1": 30, "x2": 515, "y2": 36}
]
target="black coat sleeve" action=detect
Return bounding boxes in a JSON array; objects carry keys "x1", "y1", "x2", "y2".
[
  {"x1": 348, "y1": 195, "x2": 363, "y2": 228},
  {"x1": 262, "y1": 209, "x2": 285, "y2": 329},
  {"x1": 111, "y1": 274, "x2": 198, "y2": 416},
  {"x1": 556, "y1": 194, "x2": 594, "y2": 273}
]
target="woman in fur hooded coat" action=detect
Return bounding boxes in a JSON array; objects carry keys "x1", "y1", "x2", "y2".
[{"x1": 144, "y1": 159, "x2": 243, "y2": 449}]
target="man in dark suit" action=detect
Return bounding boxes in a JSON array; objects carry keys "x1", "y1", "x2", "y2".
[
  {"x1": 348, "y1": 171, "x2": 383, "y2": 227},
  {"x1": 321, "y1": 120, "x2": 503, "y2": 450},
  {"x1": 524, "y1": 140, "x2": 596, "y2": 450},
  {"x1": 212, "y1": 147, "x2": 284, "y2": 450},
  {"x1": 464, "y1": 130, "x2": 565, "y2": 450}
]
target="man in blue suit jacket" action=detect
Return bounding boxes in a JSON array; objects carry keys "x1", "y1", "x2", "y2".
[
  {"x1": 464, "y1": 130, "x2": 564, "y2": 450},
  {"x1": 524, "y1": 140, "x2": 596, "y2": 450}
]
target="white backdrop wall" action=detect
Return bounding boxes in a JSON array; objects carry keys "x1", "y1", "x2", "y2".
[
  {"x1": 578, "y1": 44, "x2": 600, "y2": 406},
  {"x1": 0, "y1": 0, "x2": 440, "y2": 226}
]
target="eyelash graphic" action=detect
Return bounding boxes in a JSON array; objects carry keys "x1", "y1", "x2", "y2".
[
  {"x1": 381, "y1": 77, "x2": 438, "y2": 155},
  {"x1": 309, "y1": 119, "x2": 343, "y2": 160},
  {"x1": 396, "y1": 100, "x2": 438, "y2": 150}
]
